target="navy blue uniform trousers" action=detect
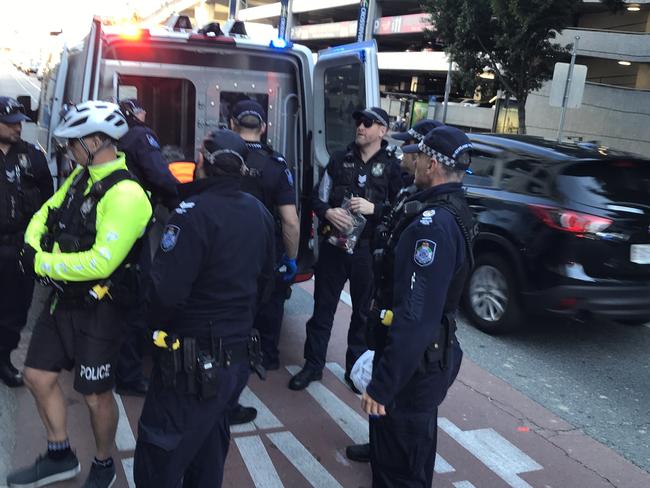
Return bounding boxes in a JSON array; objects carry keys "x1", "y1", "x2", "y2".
[
  {"x1": 304, "y1": 240, "x2": 373, "y2": 374},
  {"x1": 369, "y1": 344, "x2": 462, "y2": 488},
  {"x1": 0, "y1": 248, "x2": 34, "y2": 355},
  {"x1": 134, "y1": 361, "x2": 249, "y2": 488}
]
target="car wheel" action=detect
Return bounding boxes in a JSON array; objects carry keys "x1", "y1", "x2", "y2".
[{"x1": 463, "y1": 253, "x2": 522, "y2": 334}]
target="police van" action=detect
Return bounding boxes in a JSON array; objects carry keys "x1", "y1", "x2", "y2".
[{"x1": 19, "y1": 16, "x2": 380, "y2": 279}]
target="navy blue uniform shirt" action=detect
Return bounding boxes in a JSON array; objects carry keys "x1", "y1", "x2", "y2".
[
  {"x1": 245, "y1": 142, "x2": 296, "y2": 210},
  {"x1": 147, "y1": 176, "x2": 275, "y2": 341},
  {"x1": 366, "y1": 183, "x2": 467, "y2": 406},
  {"x1": 118, "y1": 124, "x2": 179, "y2": 203}
]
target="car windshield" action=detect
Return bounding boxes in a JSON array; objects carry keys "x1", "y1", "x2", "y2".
[{"x1": 557, "y1": 159, "x2": 650, "y2": 211}]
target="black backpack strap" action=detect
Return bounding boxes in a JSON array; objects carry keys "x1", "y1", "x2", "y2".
[{"x1": 89, "y1": 169, "x2": 136, "y2": 200}]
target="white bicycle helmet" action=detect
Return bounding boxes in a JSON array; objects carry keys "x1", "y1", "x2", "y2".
[{"x1": 54, "y1": 100, "x2": 128, "y2": 141}]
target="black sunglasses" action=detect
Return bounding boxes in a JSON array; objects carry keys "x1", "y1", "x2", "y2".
[
  {"x1": 2, "y1": 103, "x2": 25, "y2": 116},
  {"x1": 355, "y1": 118, "x2": 377, "y2": 128}
]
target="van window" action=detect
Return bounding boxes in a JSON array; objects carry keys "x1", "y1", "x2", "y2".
[
  {"x1": 118, "y1": 75, "x2": 196, "y2": 160},
  {"x1": 324, "y1": 63, "x2": 365, "y2": 155}
]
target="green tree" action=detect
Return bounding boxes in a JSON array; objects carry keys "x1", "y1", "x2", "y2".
[{"x1": 422, "y1": 0, "x2": 621, "y2": 133}]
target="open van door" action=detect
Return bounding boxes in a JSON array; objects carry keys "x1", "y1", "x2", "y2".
[
  {"x1": 312, "y1": 40, "x2": 380, "y2": 170},
  {"x1": 81, "y1": 16, "x2": 103, "y2": 100}
]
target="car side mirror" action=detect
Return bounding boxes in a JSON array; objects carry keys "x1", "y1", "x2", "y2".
[{"x1": 17, "y1": 95, "x2": 38, "y2": 123}]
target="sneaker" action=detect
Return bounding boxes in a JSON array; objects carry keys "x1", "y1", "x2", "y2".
[
  {"x1": 7, "y1": 451, "x2": 80, "y2": 487},
  {"x1": 82, "y1": 462, "x2": 116, "y2": 488}
]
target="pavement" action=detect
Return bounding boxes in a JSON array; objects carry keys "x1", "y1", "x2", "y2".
[{"x1": 2, "y1": 281, "x2": 649, "y2": 488}]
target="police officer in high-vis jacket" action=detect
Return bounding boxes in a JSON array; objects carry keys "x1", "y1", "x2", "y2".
[
  {"x1": 362, "y1": 126, "x2": 476, "y2": 488},
  {"x1": 289, "y1": 107, "x2": 402, "y2": 392},
  {"x1": 134, "y1": 130, "x2": 275, "y2": 488},
  {"x1": 0, "y1": 96, "x2": 53, "y2": 388},
  {"x1": 7, "y1": 101, "x2": 152, "y2": 488},
  {"x1": 228, "y1": 99, "x2": 300, "y2": 424}
]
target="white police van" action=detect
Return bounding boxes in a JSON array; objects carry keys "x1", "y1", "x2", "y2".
[{"x1": 19, "y1": 16, "x2": 381, "y2": 278}]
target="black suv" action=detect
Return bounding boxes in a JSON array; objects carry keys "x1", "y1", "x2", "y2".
[{"x1": 462, "y1": 134, "x2": 650, "y2": 334}]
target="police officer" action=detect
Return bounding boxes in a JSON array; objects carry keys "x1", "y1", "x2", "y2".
[
  {"x1": 362, "y1": 126, "x2": 476, "y2": 487},
  {"x1": 133, "y1": 130, "x2": 275, "y2": 488},
  {"x1": 392, "y1": 119, "x2": 442, "y2": 189},
  {"x1": 7, "y1": 101, "x2": 152, "y2": 488},
  {"x1": 115, "y1": 99, "x2": 179, "y2": 396},
  {"x1": 229, "y1": 100, "x2": 300, "y2": 424},
  {"x1": 0, "y1": 96, "x2": 53, "y2": 387},
  {"x1": 289, "y1": 107, "x2": 402, "y2": 392}
]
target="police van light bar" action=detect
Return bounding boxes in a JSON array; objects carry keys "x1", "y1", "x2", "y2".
[
  {"x1": 270, "y1": 38, "x2": 292, "y2": 49},
  {"x1": 118, "y1": 26, "x2": 150, "y2": 41}
]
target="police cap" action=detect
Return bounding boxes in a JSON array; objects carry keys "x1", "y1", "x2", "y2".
[
  {"x1": 232, "y1": 100, "x2": 266, "y2": 129},
  {"x1": 352, "y1": 107, "x2": 389, "y2": 127},
  {"x1": 0, "y1": 97, "x2": 30, "y2": 124},
  {"x1": 392, "y1": 119, "x2": 443, "y2": 142},
  {"x1": 402, "y1": 126, "x2": 472, "y2": 170}
]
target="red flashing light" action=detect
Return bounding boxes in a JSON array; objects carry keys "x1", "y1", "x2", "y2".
[
  {"x1": 529, "y1": 204, "x2": 612, "y2": 235},
  {"x1": 118, "y1": 26, "x2": 149, "y2": 41}
]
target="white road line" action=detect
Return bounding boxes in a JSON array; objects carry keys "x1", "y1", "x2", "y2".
[
  {"x1": 121, "y1": 457, "x2": 136, "y2": 488},
  {"x1": 9, "y1": 70, "x2": 39, "y2": 102},
  {"x1": 113, "y1": 393, "x2": 137, "y2": 452},
  {"x1": 453, "y1": 482, "x2": 477, "y2": 488},
  {"x1": 267, "y1": 432, "x2": 343, "y2": 488},
  {"x1": 434, "y1": 455, "x2": 455, "y2": 474},
  {"x1": 231, "y1": 386, "x2": 284, "y2": 434},
  {"x1": 235, "y1": 435, "x2": 284, "y2": 488},
  {"x1": 326, "y1": 362, "x2": 362, "y2": 399},
  {"x1": 438, "y1": 417, "x2": 542, "y2": 488},
  {"x1": 286, "y1": 366, "x2": 368, "y2": 444},
  {"x1": 339, "y1": 290, "x2": 352, "y2": 307}
]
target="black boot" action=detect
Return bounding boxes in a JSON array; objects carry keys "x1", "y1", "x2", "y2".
[
  {"x1": 346, "y1": 443, "x2": 370, "y2": 463},
  {"x1": 229, "y1": 404, "x2": 258, "y2": 425},
  {"x1": 0, "y1": 352, "x2": 24, "y2": 388}
]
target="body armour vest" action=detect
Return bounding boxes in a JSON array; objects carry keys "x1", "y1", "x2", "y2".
[{"x1": 0, "y1": 146, "x2": 43, "y2": 234}]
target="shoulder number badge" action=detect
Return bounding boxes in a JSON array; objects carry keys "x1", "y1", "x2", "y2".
[
  {"x1": 414, "y1": 239, "x2": 436, "y2": 267},
  {"x1": 160, "y1": 225, "x2": 181, "y2": 252}
]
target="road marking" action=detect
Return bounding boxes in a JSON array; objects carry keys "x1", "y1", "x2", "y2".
[
  {"x1": 231, "y1": 386, "x2": 284, "y2": 434},
  {"x1": 121, "y1": 457, "x2": 135, "y2": 488},
  {"x1": 325, "y1": 362, "x2": 347, "y2": 385},
  {"x1": 113, "y1": 393, "x2": 137, "y2": 452},
  {"x1": 9, "y1": 69, "x2": 39, "y2": 102},
  {"x1": 235, "y1": 435, "x2": 284, "y2": 488},
  {"x1": 438, "y1": 417, "x2": 542, "y2": 488},
  {"x1": 434, "y1": 455, "x2": 455, "y2": 474},
  {"x1": 268, "y1": 431, "x2": 343, "y2": 488},
  {"x1": 286, "y1": 365, "x2": 368, "y2": 444},
  {"x1": 339, "y1": 290, "x2": 352, "y2": 307},
  {"x1": 453, "y1": 482, "x2": 477, "y2": 488}
]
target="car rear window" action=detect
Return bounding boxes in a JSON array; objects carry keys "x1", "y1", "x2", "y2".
[{"x1": 556, "y1": 160, "x2": 650, "y2": 209}]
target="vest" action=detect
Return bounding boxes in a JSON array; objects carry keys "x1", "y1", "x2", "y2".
[
  {"x1": 241, "y1": 143, "x2": 284, "y2": 214},
  {"x1": 0, "y1": 146, "x2": 43, "y2": 239}
]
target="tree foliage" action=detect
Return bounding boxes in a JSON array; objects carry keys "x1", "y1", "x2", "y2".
[{"x1": 422, "y1": 0, "x2": 601, "y2": 133}]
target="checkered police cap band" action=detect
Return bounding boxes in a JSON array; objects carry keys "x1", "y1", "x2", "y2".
[
  {"x1": 418, "y1": 141, "x2": 473, "y2": 168},
  {"x1": 408, "y1": 128, "x2": 424, "y2": 141},
  {"x1": 204, "y1": 148, "x2": 245, "y2": 166},
  {"x1": 366, "y1": 109, "x2": 388, "y2": 127}
]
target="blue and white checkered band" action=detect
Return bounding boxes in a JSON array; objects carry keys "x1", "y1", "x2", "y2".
[
  {"x1": 408, "y1": 128, "x2": 424, "y2": 141},
  {"x1": 417, "y1": 140, "x2": 457, "y2": 167},
  {"x1": 366, "y1": 109, "x2": 388, "y2": 127},
  {"x1": 204, "y1": 148, "x2": 244, "y2": 165}
]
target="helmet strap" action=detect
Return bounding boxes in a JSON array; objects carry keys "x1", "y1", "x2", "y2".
[{"x1": 78, "y1": 136, "x2": 112, "y2": 166}]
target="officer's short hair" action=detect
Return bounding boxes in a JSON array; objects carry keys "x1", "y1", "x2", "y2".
[{"x1": 235, "y1": 114, "x2": 263, "y2": 130}]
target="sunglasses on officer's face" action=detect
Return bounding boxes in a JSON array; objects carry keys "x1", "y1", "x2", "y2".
[
  {"x1": 2, "y1": 104, "x2": 25, "y2": 116},
  {"x1": 355, "y1": 118, "x2": 378, "y2": 129}
]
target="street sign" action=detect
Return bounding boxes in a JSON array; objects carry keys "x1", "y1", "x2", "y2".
[{"x1": 549, "y1": 62, "x2": 587, "y2": 108}]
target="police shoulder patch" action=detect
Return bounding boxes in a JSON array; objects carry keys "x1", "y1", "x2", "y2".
[
  {"x1": 285, "y1": 168, "x2": 294, "y2": 187},
  {"x1": 414, "y1": 239, "x2": 436, "y2": 267},
  {"x1": 160, "y1": 224, "x2": 181, "y2": 252},
  {"x1": 146, "y1": 133, "x2": 160, "y2": 149}
]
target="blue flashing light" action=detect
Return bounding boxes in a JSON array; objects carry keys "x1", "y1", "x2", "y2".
[{"x1": 270, "y1": 38, "x2": 292, "y2": 49}]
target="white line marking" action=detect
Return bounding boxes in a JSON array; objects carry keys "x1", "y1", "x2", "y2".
[
  {"x1": 268, "y1": 432, "x2": 343, "y2": 488},
  {"x1": 438, "y1": 418, "x2": 542, "y2": 488},
  {"x1": 9, "y1": 70, "x2": 39, "y2": 102},
  {"x1": 453, "y1": 482, "x2": 478, "y2": 488},
  {"x1": 231, "y1": 386, "x2": 284, "y2": 434},
  {"x1": 235, "y1": 435, "x2": 284, "y2": 488},
  {"x1": 121, "y1": 457, "x2": 136, "y2": 488},
  {"x1": 286, "y1": 366, "x2": 368, "y2": 444},
  {"x1": 326, "y1": 362, "x2": 362, "y2": 399},
  {"x1": 113, "y1": 393, "x2": 137, "y2": 451},
  {"x1": 339, "y1": 290, "x2": 352, "y2": 307},
  {"x1": 434, "y1": 455, "x2": 455, "y2": 474}
]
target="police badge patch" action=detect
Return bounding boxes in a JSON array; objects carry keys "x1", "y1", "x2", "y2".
[
  {"x1": 146, "y1": 133, "x2": 160, "y2": 149},
  {"x1": 414, "y1": 239, "x2": 436, "y2": 267},
  {"x1": 371, "y1": 162, "x2": 384, "y2": 177},
  {"x1": 160, "y1": 225, "x2": 181, "y2": 252}
]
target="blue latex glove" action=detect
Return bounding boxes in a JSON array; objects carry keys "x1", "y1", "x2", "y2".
[{"x1": 278, "y1": 254, "x2": 298, "y2": 282}]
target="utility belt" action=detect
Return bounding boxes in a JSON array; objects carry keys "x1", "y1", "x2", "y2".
[
  {"x1": 153, "y1": 328, "x2": 266, "y2": 399},
  {"x1": 368, "y1": 305, "x2": 458, "y2": 371}
]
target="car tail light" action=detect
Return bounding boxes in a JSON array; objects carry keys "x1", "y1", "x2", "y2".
[{"x1": 529, "y1": 204, "x2": 612, "y2": 235}]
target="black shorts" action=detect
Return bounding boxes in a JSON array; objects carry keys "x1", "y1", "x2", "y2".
[{"x1": 25, "y1": 300, "x2": 126, "y2": 395}]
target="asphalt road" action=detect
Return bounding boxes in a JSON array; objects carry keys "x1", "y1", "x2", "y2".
[{"x1": 1, "y1": 50, "x2": 649, "y2": 478}]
